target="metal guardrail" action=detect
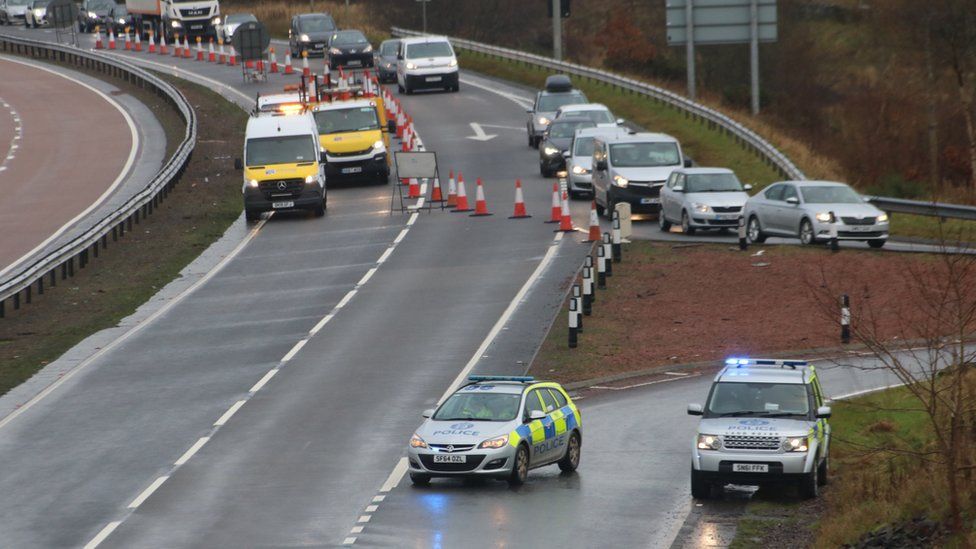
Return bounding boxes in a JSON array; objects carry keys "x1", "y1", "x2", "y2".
[
  {"x1": 391, "y1": 26, "x2": 806, "y2": 182},
  {"x1": 0, "y1": 33, "x2": 196, "y2": 316},
  {"x1": 864, "y1": 196, "x2": 976, "y2": 221}
]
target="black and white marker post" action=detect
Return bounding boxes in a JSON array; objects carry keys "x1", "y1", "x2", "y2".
[
  {"x1": 584, "y1": 256, "x2": 595, "y2": 304},
  {"x1": 738, "y1": 216, "x2": 748, "y2": 251},
  {"x1": 596, "y1": 246, "x2": 607, "y2": 290},
  {"x1": 568, "y1": 297, "x2": 579, "y2": 348},
  {"x1": 840, "y1": 294, "x2": 851, "y2": 344},
  {"x1": 582, "y1": 266, "x2": 593, "y2": 315},
  {"x1": 612, "y1": 211, "x2": 622, "y2": 262},
  {"x1": 602, "y1": 232, "x2": 613, "y2": 277},
  {"x1": 572, "y1": 283, "x2": 583, "y2": 332},
  {"x1": 829, "y1": 211, "x2": 840, "y2": 252}
]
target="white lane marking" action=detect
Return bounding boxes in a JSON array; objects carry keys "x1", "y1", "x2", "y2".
[
  {"x1": 664, "y1": 371, "x2": 689, "y2": 377},
  {"x1": 0, "y1": 55, "x2": 140, "y2": 280},
  {"x1": 830, "y1": 382, "x2": 905, "y2": 402},
  {"x1": 127, "y1": 476, "x2": 169, "y2": 509},
  {"x1": 0, "y1": 217, "x2": 268, "y2": 431},
  {"x1": 249, "y1": 368, "x2": 278, "y2": 393},
  {"x1": 281, "y1": 339, "x2": 308, "y2": 362},
  {"x1": 214, "y1": 400, "x2": 246, "y2": 426},
  {"x1": 351, "y1": 526, "x2": 364, "y2": 534},
  {"x1": 0, "y1": 94, "x2": 22, "y2": 173},
  {"x1": 371, "y1": 495, "x2": 385, "y2": 503},
  {"x1": 174, "y1": 437, "x2": 210, "y2": 466},
  {"x1": 83, "y1": 521, "x2": 121, "y2": 549},
  {"x1": 459, "y1": 74, "x2": 533, "y2": 109},
  {"x1": 406, "y1": 214, "x2": 418, "y2": 226},
  {"x1": 377, "y1": 246, "x2": 395, "y2": 264},
  {"x1": 335, "y1": 289, "x2": 357, "y2": 309},
  {"x1": 357, "y1": 515, "x2": 371, "y2": 523},
  {"x1": 589, "y1": 374, "x2": 701, "y2": 391},
  {"x1": 342, "y1": 537, "x2": 357, "y2": 545},
  {"x1": 309, "y1": 313, "x2": 335, "y2": 336},
  {"x1": 380, "y1": 457, "x2": 408, "y2": 493},
  {"x1": 365, "y1": 505, "x2": 378, "y2": 513},
  {"x1": 393, "y1": 228, "x2": 409, "y2": 244},
  {"x1": 357, "y1": 267, "x2": 377, "y2": 287},
  {"x1": 99, "y1": 52, "x2": 253, "y2": 106},
  {"x1": 466, "y1": 122, "x2": 497, "y2": 142}
]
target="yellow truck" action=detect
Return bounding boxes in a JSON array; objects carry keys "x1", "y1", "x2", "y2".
[{"x1": 311, "y1": 90, "x2": 396, "y2": 185}]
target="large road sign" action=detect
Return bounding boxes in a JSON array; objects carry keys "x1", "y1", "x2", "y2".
[
  {"x1": 666, "y1": 0, "x2": 777, "y2": 45},
  {"x1": 231, "y1": 21, "x2": 270, "y2": 62}
]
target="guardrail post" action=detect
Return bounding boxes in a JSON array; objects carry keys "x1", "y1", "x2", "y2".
[
  {"x1": 49, "y1": 270, "x2": 55, "y2": 287},
  {"x1": 582, "y1": 266, "x2": 593, "y2": 315},
  {"x1": 841, "y1": 294, "x2": 851, "y2": 344},
  {"x1": 568, "y1": 297, "x2": 579, "y2": 349},
  {"x1": 572, "y1": 283, "x2": 583, "y2": 333},
  {"x1": 13, "y1": 291, "x2": 19, "y2": 310},
  {"x1": 612, "y1": 212, "x2": 622, "y2": 262},
  {"x1": 584, "y1": 256, "x2": 595, "y2": 304},
  {"x1": 597, "y1": 246, "x2": 607, "y2": 290},
  {"x1": 0, "y1": 299, "x2": 4, "y2": 318},
  {"x1": 602, "y1": 232, "x2": 613, "y2": 277},
  {"x1": 37, "y1": 277, "x2": 43, "y2": 295},
  {"x1": 67, "y1": 257, "x2": 74, "y2": 278},
  {"x1": 829, "y1": 211, "x2": 839, "y2": 252},
  {"x1": 738, "y1": 216, "x2": 748, "y2": 250}
]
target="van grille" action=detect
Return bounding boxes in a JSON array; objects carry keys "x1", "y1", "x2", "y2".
[
  {"x1": 259, "y1": 179, "x2": 304, "y2": 199},
  {"x1": 722, "y1": 435, "x2": 780, "y2": 450},
  {"x1": 328, "y1": 147, "x2": 373, "y2": 158}
]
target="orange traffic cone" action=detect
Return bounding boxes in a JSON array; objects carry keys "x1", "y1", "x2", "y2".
[
  {"x1": 208, "y1": 39, "x2": 216, "y2": 62},
  {"x1": 217, "y1": 39, "x2": 226, "y2": 64},
  {"x1": 123, "y1": 28, "x2": 131, "y2": 50},
  {"x1": 147, "y1": 32, "x2": 156, "y2": 53},
  {"x1": 134, "y1": 30, "x2": 142, "y2": 52},
  {"x1": 545, "y1": 182, "x2": 561, "y2": 223},
  {"x1": 301, "y1": 50, "x2": 310, "y2": 77},
  {"x1": 470, "y1": 178, "x2": 493, "y2": 217},
  {"x1": 196, "y1": 37, "x2": 204, "y2": 61},
  {"x1": 228, "y1": 45, "x2": 237, "y2": 66},
  {"x1": 94, "y1": 26, "x2": 103, "y2": 49},
  {"x1": 159, "y1": 32, "x2": 168, "y2": 55},
  {"x1": 509, "y1": 180, "x2": 531, "y2": 219},
  {"x1": 408, "y1": 178, "x2": 421, "y2": 199},
  {"x1": 584, "y1": 201, "x2": 601, "y2": 241},
  {"x1": 430, "y1": 176, "x2": 444, "y2": 202},
  {"x1": 108, "y1": 28, "x2": 116, "y2": 50},
  {"x1": 446, "y1": 170, "x2": 458, "y2": 207},
  {"x1": 172, "y1": 34, "x2": 180, "y2": 57},
  {"x1": 454, "y1": 175, "x2": 473, "y2": 212},
  {"x1": 269, "y1": 47, "x2": 279, "y2": 73},
  {"x1": 556, "y1": 191, "x2": 574, "y2": 232},
  {"x1": 183, "y1": 36, "x2": 192, "y2": 59},
  {"x1": 283, "y1": 51, "x2": 294, "y2": 74}
]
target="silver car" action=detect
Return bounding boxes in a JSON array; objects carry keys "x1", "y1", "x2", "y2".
[
  {"x1": 407, "y1": 376, "x2": 582, "y2": 486},
  {"x1": 688, "y1": 358, "x2": 832, "y2": 499},
  {"x1": 526, "y1": 75, "x2": 587, "y2": 149},
  {"x1": 219, "y1": 13, "x2": 257, "y2": 43},
  {"x1": 659, "y1": 168, "x2": 752, "y2": 234},
  {"x1": 742, "y1": 180, "x2": 889, "y2": 248},
  {"x1": 565, "y1": 126, "x2": 628, "y2": 198}
]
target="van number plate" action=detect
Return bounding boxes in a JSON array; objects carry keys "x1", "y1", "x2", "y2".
[
  {"x1": 640, "y1": 198, "x2": 660, "y2": 205},
  {"x1": 342, "y1": 167, "x2": 363, "y2": 174},
  {"x1": 433, "y1": 454, "x2": 466, "y2": 463},
  {"x1": 426, "y1": 76, "x2": 442, "y2": 82},
  {"x1": 732, "y1": 463, "x2": 768, "y2": 473},
  {"x1": 272, "y1": 201, "x2": 294, "y2": 209}
]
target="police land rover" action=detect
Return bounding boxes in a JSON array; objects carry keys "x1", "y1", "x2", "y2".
[{"x1": 687, "y1": 358, "x2": 832, "y2": 499}]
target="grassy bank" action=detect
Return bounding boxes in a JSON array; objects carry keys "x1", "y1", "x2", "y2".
[{"x1": 0, "y1": 76, "x2": 245, "y2": 396}]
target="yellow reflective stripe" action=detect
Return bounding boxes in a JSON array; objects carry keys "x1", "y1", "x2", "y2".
[
  {"x1": 555, "y1": 416, "x2": 567, "y2": 435},
  {"x1": 530, "y1": 420, "x2": 545, "y2": 444},
  {"x1": 509, "y1": 430, "x2": 521, "y2": 447}
]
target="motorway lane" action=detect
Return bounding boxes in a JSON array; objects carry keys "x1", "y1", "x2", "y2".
[
  {"x1": 0, "y1": 55, "x2": 135, "y2": 273},
  {"x1": 352, "y1": 354, "x2": 906, "y2": 549}
]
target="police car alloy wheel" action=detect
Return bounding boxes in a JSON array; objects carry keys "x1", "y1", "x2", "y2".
[
  {"x1": 509, "y1": 445, "x2": 529, "y2": 486},
  {"x1": 557, "y1": 432, "x2": 581, "y2": 472}
]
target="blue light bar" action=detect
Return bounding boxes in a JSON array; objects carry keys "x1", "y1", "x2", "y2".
[
  {"x1": 725, "y1": 358, "x2": 808, "y2": 369},
  {"x1": 468, "y1": 375, "x2": 535, "y2": 383}
]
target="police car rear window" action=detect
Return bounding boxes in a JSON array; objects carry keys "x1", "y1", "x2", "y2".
[{"x1": 548, "y1": 389, "x2": 568, "y2": 408}]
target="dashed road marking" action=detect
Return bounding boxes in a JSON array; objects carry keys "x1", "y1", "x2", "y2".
[
  {"x1": 127, "y1": 476, "x2": 169, "y2": 509},
  {"x1": 214, "y1": 400, "x2": 245, "y2": 426},
  {"x1": 174, "y1": 437, "x2": 210, "y2": 466}
]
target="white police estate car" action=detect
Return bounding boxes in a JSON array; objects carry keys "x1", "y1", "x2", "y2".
[
  {"x1": 407, "y1": 376, "x2": 582, "y2": 486},
  {"x1": 688, "y1": 358, "x2": 832, "y2": 499}
]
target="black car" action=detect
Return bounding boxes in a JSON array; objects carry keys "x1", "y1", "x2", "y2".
[
  {"x1": 374, "y1": 38, "x2": 399, "y2": 83},
  {"x1": 288, "y1": 13, "x2": 336, "y2": 58},
  {"x1": 76, "y1": 0, "x2": 116, "y2": 33},
  {"x1": 539, "y1": 117, "x2": 595, "y2": 177},
  {"x1": 108, "y1": 4, "x2": 133, "y2": 34},
  {"x1": 327, "y1": 29, "x2": 373, "y2": 70}
]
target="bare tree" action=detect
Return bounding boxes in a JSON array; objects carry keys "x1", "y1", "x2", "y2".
[{"x1": 931, "y1": 0, "x2": 976, "y2": 190}]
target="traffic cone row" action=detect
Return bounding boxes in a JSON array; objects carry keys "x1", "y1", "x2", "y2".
[{"x1": 94, "y1": 26, "x2": 103, "y2": 49}]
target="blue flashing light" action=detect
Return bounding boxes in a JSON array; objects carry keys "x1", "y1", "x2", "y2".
[{"x1": 468, "y1": 375, "x2": 535, "y2": 383}]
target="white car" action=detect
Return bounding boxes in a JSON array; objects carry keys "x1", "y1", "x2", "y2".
[
  {"x1": 397, "y1": 35, "x2": 459, "y2": 94},
  {"x1": 218, "y1": 13, "x2": 257, "y2": 43},
  {"x1": 555, "y1": 103, "x2": 621, "y2": 127},
  {"x1": 659, "y1": 168, "x2": 752, "y2": 234}
]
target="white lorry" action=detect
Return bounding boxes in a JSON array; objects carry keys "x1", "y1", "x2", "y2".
[{"x1": 126, "y1": 0, "x2": 219, "y2": 43}]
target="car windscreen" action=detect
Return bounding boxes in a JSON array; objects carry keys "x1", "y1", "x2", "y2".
[
  {"x1": 245, "y1": 135, "x2": 316, "y2": 166},
  {"x1": 684, "y1": 173, "x2": 743, "y2": 193},
  {"x1": 300, "y1": 16, "x2": 336, "y2": 33},
  {"x1": 433, "y1": 393, "x2": 521, "y2": 422},
  {"x1": 332, "y1": 30, "x2": 368, "y2": 46},
  {"x1": 313, "y1": 106, "x2": 379, "y2": 134},
  {"x1": 800, "y1": 185, "x2": 862, "y2": 204},
  {"x1": 609, "y1": 143, "x2": 680, "y2": 168},
  {"x1": 406, "y1": 41, "x2": 453, "y2": 59},
  {"x1": 537, "y1": 92, "x2": 586, "y2": 112},
  {"x1": 550, "y1": 120, "x2": 594, "y2": 139},
  {"x1": 89, "y1": 0, "x2": 114, "y2": 9},
  {"x1": 563, "y1": 109, "x2": 614, "y2": 124},
  {"x1": 705, "y1": 382, "x2": 810, "y2": 418},
  {"x1": 226, "y1": 14, "x2": 256, "y2": 23},
  {"x1": 574, "y1": 136, "x2": 595, "y2": 157},
  {"x1": 380, "y1": 41, "x2": 399, "y2": 55}
]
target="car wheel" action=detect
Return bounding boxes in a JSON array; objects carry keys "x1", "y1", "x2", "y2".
[
  {"x1": 595, "y1": 197, "x2": 605, "y2": 217},
  {"x1": 817, "y1": 453, "x2": 829, "y2": 486},
  {"x1": 453, "y1": 83, "x2": 460, "y2": 92},
  {"x1": 799, "y1": 218, "x2": 816, "y2": 245},
  {"x1": 540, "y1": 165, "x2": 550, "y2": 177},
  {"x1": 245, "y1": 209, "x2": 261, "y2": 222},
  {"x1": 681, "y1": 210, "x2": 696, "y2": 235},
  {"x1": 557, "y1": 432, "x2": 581, "y2": 473},
  {"x1": 867, "y1": 239, "x2": 886, "y2": 249},
  {"x1": 397, "y1": 83, "x2": 404, "y2": 93},
  {"x1": 659, "y1": 211, "x2": 672, "y2": 232},
  {"x1": 404, "y1": 82, "x2": 413, "y2": 95},
  {"x1": 508, "y1": 444, "x2": 529, "y2": 486},
  {"x1": 409, "y1": 473, "x2": 430, "y2": 487},
  {"x1": 314, "y1": 200, "x2": 325, "y2": 217},
  {"x1": 747, "y1": 215, "x2": 767, "y2": 243},
  {"x1": 691, "y1": 468, "x2": 711, "y2": 499},
  {"x1": 799, "y1": 462, "x2": 819, "y2": 499}
]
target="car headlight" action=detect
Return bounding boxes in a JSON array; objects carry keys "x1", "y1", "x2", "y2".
[
  {"x1": 363, "y1": 44, "x2": 373, "y2": 53},
  {"x1": 410, "y1": 433, "x2": 428, "y2": 449},
  {"x1": 697, "y1": 434, "x2": 721, "y2": 450},
  {"x1": 557, "y1": 170, "x2": 568, "y2": 179},
  {"x1": 406, "y1": 62, "x2": 417, "y2": 70},
  {"x1": 877, "y1": 213, "x2": 888, "y2": 223},
  {"x1": 211, "y1": 16, "x2": 220, "y2": 25},
  {"x1": 449, "y1": 58, "x2": 458, "y2": 67},
  {"x1": 372, "y1": 139, "x2": 385, "y2": 151},
  {"x1": 784, "y1": 436, "x2": 809, "y2": 452},
  {"x1": 692, "y1": 202, "x2": 710, "y2": 214},
  {"x1": 118, "y1": 18, "x2": 125, "y2": 24},
  {"x1": 537, "y1": 116, "x2": 550, "y2": 126},
  {"x1": 170, "y1": 19, "x2": 181, "y2": 28},
  {"x1": 384, "y1": 62, "x2": 393, "y2": 69},
  {"x1": 815, "y1": 212, "x2": 833, "y2": 223},
  {"x1": 543, "y1": 145, "x2": 560, "y2": 157},
  {"x1": 299, "y1": 33, "x2": 310, "y2": 42},
  {"x1": 247, "y1": 179, "x2": 258, "y2": 188},
  {"x1": 478, "y1": 434, "x2": 509, "y2": 449},
  {"x1": 571, "y1": 165, "x2": 589, "y2": 175},
  {"x1": 87, "y1": 10, "x2": 96, "y2": 17},
  {"x1": 613, "y1": 175, "x2": 629, "y2": 188},
  {"x1": 329, "y1": 47, "x2": 341, "y2": 54},
  {"x1": 305, "y1": 175, "x2": 317, "y2": 184}
]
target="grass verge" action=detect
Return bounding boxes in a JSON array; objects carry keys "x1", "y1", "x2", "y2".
[{"x1": 0, "y1": 74, "x2": 245, "y2": 397}]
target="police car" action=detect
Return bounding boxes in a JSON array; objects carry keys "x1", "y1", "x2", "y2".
[
  {"x1": 408, "y1": 376, "x2": 582, "y2": 486},
  {"x1": 687, "y1": 358, "x2": 832, "y2": 499}
]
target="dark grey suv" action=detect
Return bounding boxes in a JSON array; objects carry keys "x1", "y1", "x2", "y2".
[{"x1": 288, "y1": 13, "x2": 336, "y2": 58}]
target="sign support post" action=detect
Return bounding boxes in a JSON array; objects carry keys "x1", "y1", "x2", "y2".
[
  {"x1": 685, "y1": 0, "x2": 695, "y2": 100},
  {"x1": 551, "y1": 0, "x2": 562, "y2": 61},
  {"x1": 749, "y1": 0, "x2": 759, "y2": 114}
]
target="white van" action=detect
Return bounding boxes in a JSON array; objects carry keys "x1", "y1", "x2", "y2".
[
  {"x1": 396, "y1": 36, "x2": 459, "y2": 94},
  {"x1": 591, "y1": 132, "x2": 691, "y2": 218}
]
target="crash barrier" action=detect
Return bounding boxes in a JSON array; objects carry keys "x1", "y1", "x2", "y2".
[
  {"x1": 568, "y1": 216, "x2": 624, "y2": 349},
  {"x1": 0, "y1": 32, "x2": 196, "y2": 318}
]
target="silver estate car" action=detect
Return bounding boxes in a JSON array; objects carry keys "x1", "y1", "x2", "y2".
[
  {"x1": 408, "y1": 376, "x2": 582, "y2": 486},
  {"x1": 688, "y1": 358, "x2": 832, "y2": 499},
  {"x1": 659, "y1": 168, "x2": 752, "y2": 234},
  {"x1": 742, "y1": 180, "x2": 889, "y2": 248}
]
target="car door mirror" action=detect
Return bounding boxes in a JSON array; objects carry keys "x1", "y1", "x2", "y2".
[
  {"x1": 319, "y1": 150, "x2": 327, "y2": 163},
  {"x1": 562, "y1": 150, "x2": 571, "y2": 159},
  {"x1": 615, "y1": 118, "x2": 625, "y2": 125},
  {"x1": 526, "y1": 109, "x2": 533, "y2": 114},
  {"x1": 786, "y1": 196, "x2": 799, "y2": 205},
  {"x1": 595, "y1": 160, "x2": 607, "y2": 172},
  {"x1": 684, "y1": 158, "x2": 693, "y2": 168},
  {"x1": 527, "y1": 410, "x2": 546, "y2": 422},
  {"x1": 816, "y1": 406, "x2": 832, "y2": 419},
  {"x1": 387, "y1": 119, "x2": 396, "y2": 133},
  {"x1": 672, "y1": 185, "x2": 684, "y2": 193},
  {"x1": 743, "y1": 183, "x2": 753, "y2": 191},
  {"x1": 421, "y1": 408, "x2": 435, "y2": 419},
  {"x1": 687, "y1": 403, "x2": 703, "y2": 416},
  {"x1": 234, "y1": 158, "x2": 242, "y2": 170}
]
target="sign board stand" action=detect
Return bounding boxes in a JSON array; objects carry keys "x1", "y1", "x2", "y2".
[
  {"x1": 666, "y1": 0, "x2": 777, "y2": 115},
  {"x1": 391, "y1": 150, "x2": 440, "y2": 214},
  {"x1": 47, "y1": 0, "x2": 79, "y2": 46},
  {"x1": 232, "y1": 21, "x2": 271, "y2": 83}
]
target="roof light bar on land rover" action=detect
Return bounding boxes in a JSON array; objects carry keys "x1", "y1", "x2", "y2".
[{"x1": 724, "y1": 358, "x2": 808, "y2": 370}]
